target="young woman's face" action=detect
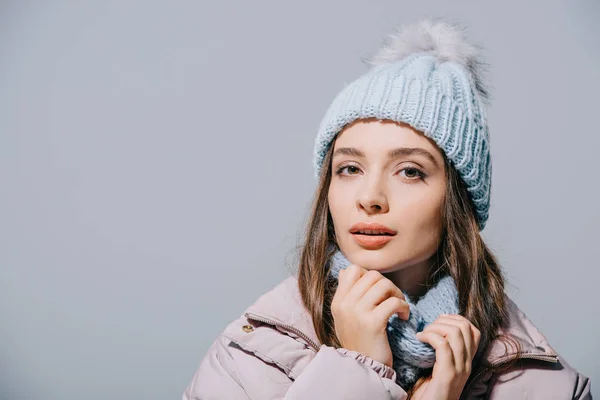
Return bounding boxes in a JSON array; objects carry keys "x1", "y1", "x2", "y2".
[{"x1": 328, "y1": 119, "x2": 447, "y2": 274}]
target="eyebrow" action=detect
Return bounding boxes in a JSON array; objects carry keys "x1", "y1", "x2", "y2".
[{"x1": 333, "y1": 147, "x2": 439, "y2": 168}]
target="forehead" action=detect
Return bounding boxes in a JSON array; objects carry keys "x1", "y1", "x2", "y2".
[{"x1": 334, "y1": 119, "x2": 443, "y2": 158}]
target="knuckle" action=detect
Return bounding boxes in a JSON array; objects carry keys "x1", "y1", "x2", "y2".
[
  {"x1": 332, "y1": 300, "x2": 350, "y2": 317},
  {"x1": 330, "y1": 299, "x2": 339, "y2": 313},
  {"x1": 381, "y1": 279, "x2": 395, "y2": 291},
  {"x1": 346, "y1": 265, "x2": 358, "y2": 275},
  {"x1": 456, "y1": 326, "x2": 465, "y2": 337},
  {"x1": 331, "y1": 308, "x2": 341, "y2": 320},
  {"x1": 365, "y1": 269, "x2": 382, "y2": 280},
  {"x1": 389, "y1": 297, "x2": 404, "y2": 307},
  {"x1": 390, "y1": 297, "x2": 402, "y2": 307},
  {"x1": 444, "y1": 370, "x2": 457, "y2": 381}
]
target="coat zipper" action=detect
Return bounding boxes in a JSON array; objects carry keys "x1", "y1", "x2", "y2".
[
  {"x1": 245, "y1": 312, "x2": 321, "y2": 352},
  {"x1": 459, "y1": 353, "x2": 559, "y2": 400}
]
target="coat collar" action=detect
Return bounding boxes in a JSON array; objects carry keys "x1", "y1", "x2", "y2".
[{"x1": 244, "y1": 276, "x2": 559, "y2": 365}]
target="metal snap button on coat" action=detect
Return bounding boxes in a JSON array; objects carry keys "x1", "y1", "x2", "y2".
[{"x1": 242, "y1": 324, "x2": 254, "y2": 333}]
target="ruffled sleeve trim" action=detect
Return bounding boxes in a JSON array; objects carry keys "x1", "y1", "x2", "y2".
[{"x1": 335, "y1": 347, "x2": 397, "y2": 381}]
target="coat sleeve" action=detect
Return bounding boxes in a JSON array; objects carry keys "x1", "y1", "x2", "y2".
[
  {"x1": 182, "y1": 336, "x2": 250, "y2": 400},
  {"x1": 284, "y1": 345, "x2": 407, "y2": 400},
  {"x1": 573, "y1": 373, "x2": 592, "y2": 400},
  {"x1": 183, "y1": 336, "x2": 407, "y2": 400},
  {"x1": 486, "y1": 358, "x2": 593, "y2": 400}
]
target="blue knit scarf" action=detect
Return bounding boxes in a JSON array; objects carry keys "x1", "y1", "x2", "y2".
[{"x1": 327, "y1": 249, "x2": 459, "y2": 389}]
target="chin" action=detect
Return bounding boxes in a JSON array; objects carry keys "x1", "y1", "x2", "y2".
[{"x1": 346, "y1": 245, "x2": 408, "y2": 273}]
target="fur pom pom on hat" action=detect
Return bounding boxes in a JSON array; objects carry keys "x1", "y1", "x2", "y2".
[
  {"x1": 313, "y1": 18, "x2": 492, "y2": 229},
  {"x1": 363, "y1": 19, "x2": 489, "y2": 102}
]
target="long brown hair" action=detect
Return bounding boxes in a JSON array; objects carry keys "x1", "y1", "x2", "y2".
[{"x1": 297, "y1": 127, "x2": 517, "y2": 393}]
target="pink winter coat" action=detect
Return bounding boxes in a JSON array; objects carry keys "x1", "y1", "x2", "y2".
[{"x1": 183, "y1": 276, "x2": 592, "y2": 399}]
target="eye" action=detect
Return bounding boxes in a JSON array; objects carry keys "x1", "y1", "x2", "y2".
[
  {"x1": 399, "y1": 167, "x2": 426, "y2": 181},
  {"x1": 335, "y1": 165, "x2": 361, "y2": 176}
]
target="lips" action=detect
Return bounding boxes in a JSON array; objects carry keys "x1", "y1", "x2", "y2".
[
  {"x1": 349, "y1": 222, "x2": 397, "y2": 236},
  {"x1": 352, "y1": 229, "x2": 394, "y2": 235},
  {"x1": 349, "y1": 222, "x2": 397, "y2": 249}
]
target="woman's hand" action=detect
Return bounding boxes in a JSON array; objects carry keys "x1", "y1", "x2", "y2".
[
  {"x1": 412, "y1": 314, "x2": 481, "y2": 400},
  {"x1": 331, "y1": 264, "x2": 410, "y2": 367}
]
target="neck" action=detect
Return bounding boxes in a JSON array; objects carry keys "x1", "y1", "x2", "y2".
[{"x1": 384, "y1": 258, "x2": 433, "y2": 300}]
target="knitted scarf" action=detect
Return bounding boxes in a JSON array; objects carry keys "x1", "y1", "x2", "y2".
[{"x1": 327, "y1": 249, "x2": 459, "y2": 390}]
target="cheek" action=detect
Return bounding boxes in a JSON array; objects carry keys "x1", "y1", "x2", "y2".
[
  {"x1": 328, "y1": 183, "x2": 355, "y2": 240},
  {"x1": 396, "y1": 206, "x2": 443, "y2": 262},
  {"x1": 327, "y1": 187, "x2": 337, "y2": 217},
  {"x1": 392, "y1": 187, "x2": 444, "y2": 235},
  {"x1": 327, "y1": 186, "x2": 344, "y2": 228},
  {"x1": 328, "y1": 182, "x2": 352, "y2": 216}
]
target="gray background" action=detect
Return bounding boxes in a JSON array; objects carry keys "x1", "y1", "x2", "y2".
[{"x1": 1, "y1": 1, "x2": 598, "y2": 399}]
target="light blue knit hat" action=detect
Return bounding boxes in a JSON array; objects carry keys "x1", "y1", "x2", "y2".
[{"x1": 313, "y1": 19, "x2": 492, "y2": 230}]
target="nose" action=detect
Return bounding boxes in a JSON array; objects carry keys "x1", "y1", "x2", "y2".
[{"x1": 356, "y1": 175, "x2": 389, "y2": 214}]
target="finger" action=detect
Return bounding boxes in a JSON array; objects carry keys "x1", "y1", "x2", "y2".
[
  {"x1": 441, "y1": 314, "x2": 481, "y2": 347},
  {"x1": 360, "y1": 277, "x2": 406, "y2": 310},
  {"x1": 422, "y1": 322, "x2": 467, "y2": 368},
  {"x1": 435, "y1": 316, "x2": 473, "y2": 362},
  {"x1": 345, "y1": 269, "x2": 385, "y2": 303},
  {"x1": 374, "y1": 296, "x2": 410, "y2": 322},
  {"x1": 416, "y1": 330, "x2": 454, "y2": 370},
  {"x1": 335, "y1": 264, "x2": 366, "y2": 299},
  {"x1": 437, "y1": 315, "x2": 480, "y2": 359}
]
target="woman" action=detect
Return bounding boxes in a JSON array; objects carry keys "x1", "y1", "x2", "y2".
[{"x1": 183, "y1": 19, "x2": 592, "y2": 399}]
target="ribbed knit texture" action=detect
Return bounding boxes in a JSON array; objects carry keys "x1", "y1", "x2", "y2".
[
  {"x1": 328, "y1": 249, "x2": 459, "y2": 390},
  {"x1": 312, "y1": 20, "x2": 492, "y2": 229}
]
